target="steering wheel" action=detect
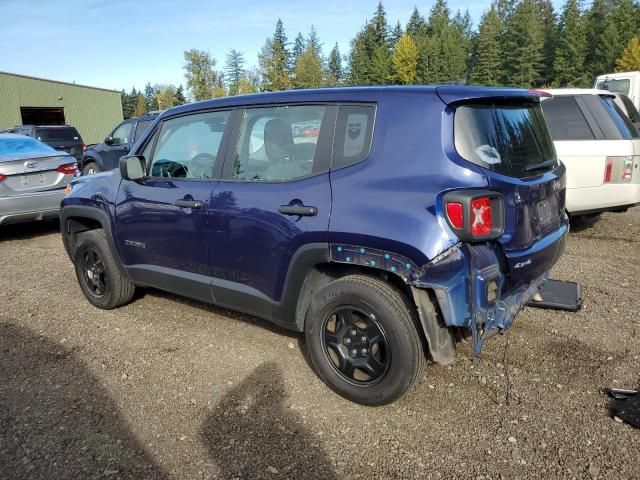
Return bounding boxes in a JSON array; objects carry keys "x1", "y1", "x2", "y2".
[{"x1": 189, "y1": 153, "x2": 216, "y2": 178}]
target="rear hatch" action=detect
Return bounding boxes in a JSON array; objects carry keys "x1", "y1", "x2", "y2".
[
  {"x1": 0, "y1": 136, "x2": 77, "y2": 197},
  {"x1": 440, "y1": 87, "x2": 567, "y2": 291},
  {"x1": 34, "y1": 126, "x2": 84, "y2": 162}
]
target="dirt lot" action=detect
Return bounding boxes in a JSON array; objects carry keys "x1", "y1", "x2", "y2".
[{"x1": 1, "y1": 208, "x2": 639, "y2": 480}]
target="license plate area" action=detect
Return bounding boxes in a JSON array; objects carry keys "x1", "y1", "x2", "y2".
[{"x1": 536, "y1": 195, "x2": 559, "y2": 231}]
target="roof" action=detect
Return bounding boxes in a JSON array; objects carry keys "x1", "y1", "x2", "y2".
[
  {"x1": 162, "y1": 85, "x2": 534, "y2": 118},
  {"x1": 0, "y1": 71, "x2": 120, "y2": 94},
  {"x1": 540, "y1": 88, "x2": 615, "y2": 97}
]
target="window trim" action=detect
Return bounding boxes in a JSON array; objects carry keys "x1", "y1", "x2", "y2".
[
  {"x1": 219, "y1": 103, "x2": 339, "y2": 184},
  {"x1": 141, "y1": 108, "x2": 236, "y2": 182}
]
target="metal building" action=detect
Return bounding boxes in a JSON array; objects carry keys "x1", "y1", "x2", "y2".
[{"x1": 0, "y1": 71, "x2": 123, "y2": 144}]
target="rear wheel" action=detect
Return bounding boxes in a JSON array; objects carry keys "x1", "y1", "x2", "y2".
[
  {"x1": 305, "y1": 274, "x2": 424, "y2": 405},
  {"x1": 83, "y1": 161, "x2": 99, "y2": 175},
  {"x1": 73, "y1": 230, "x2": 135, "y2": 309}
]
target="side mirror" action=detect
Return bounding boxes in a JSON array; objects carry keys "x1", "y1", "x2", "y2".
[
  {"x1": 119, "y1": 155, "x2": 145, "y2": 181},
  {"x1": 104, "y1": 136, "x2": 114, "y2": 145}
]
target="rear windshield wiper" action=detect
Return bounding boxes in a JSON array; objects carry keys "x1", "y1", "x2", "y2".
[{"x1": 525, "y1": 159, "x2": 557, "y2": 172}]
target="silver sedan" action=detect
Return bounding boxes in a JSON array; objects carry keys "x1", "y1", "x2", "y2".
[{"x1": 0, "y1": 133, "x2": 77, "y2": 226}]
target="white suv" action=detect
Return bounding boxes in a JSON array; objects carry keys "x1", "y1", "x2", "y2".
[{"x1": 539, "y1": 89, "x2": 640, "y2": 217}]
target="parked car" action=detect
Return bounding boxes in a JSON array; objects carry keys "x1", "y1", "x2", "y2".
[
  {"x1": 81, "y1": 113, "x2": 158, "y2": 175},
  {"x1": 61, "y1": 86, "x2": 568, "y2": 405},
  {"x1": 595, "y1": 71, "x2": 640, "y2": 110},
  {"x1": 610, "y1": 92, "x2": 640, "y2": 130},
  {"x1": 538, "y1": 89, "x2": 640, "y2": 217},
  {"x1": 0, "y1": 125, "x2": 84, "y2": 163},
  {"x1": 0, "y1": 134, "x2": 77, "y2": 225}
]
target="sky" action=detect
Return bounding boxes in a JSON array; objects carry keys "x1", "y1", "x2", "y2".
[{"x1": 0, "y1": 0, "x2": 562, "y2": 93}]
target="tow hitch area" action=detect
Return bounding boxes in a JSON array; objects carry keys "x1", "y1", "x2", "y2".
[{"x1": 526, "y1": 279, "x2": 582, "y2": 312}]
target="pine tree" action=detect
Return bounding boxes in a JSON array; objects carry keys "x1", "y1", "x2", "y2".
[
  {"x1": 390, "y1": 21, "x2": 403, "y2": 47},
  {"x1": 536, "y1": 0, "x2": 557, "y2": 84},
  {"x1": 154, "y1": 84, "x2": 179, "y2": 110},
  {"x1": 144, "y1": 83, "x2": 157, "y2": 111},
  {"x1": 175, "y1": 85, "x2": 187, "y2": 105},
  {"x1": 293, "y1": 27, "x2": 324, "y2": 88},
  {"x1": 391, "y1": 34, "x2": 418, "y2": 84},
  {"x1": 470, "y1": 6, "x2": 502, "y2": 86},
  {"x1": 133, "y1": 94, "x2": 146, "y2": 117},
  {"x1": 553, "y1": 0, "x2": 588, "y2": 87},
  {"x1": 585, "y1": 0, "x2": 620, "y2": 78},
  {"x1": 616, "y1": 36, "x2": 640, "y2": 71},
  {"x1": 612, "y1": 0, "x2": 638, "y2": 61},
  {"x1": 183, "y1": 49, "x2": 218, "y2": 101},
  {"x1": 348, "y1": 26, "x2": 373, "y2": 85},
  {"x1": 406, "y1": 7, "x2": 427, "y2": 37},
  {"x1": 258, "y1": 19, "x2": 292, "y2": 91},
  {"x1": 292, "y1": 32, "x2": 306, "y2": 63},
  {"x1": 501, "y1": 0, "x2": 545, "y2": 87},
  {"x1": 121, "y1": 89, "x2": 135, "y2": 119},
  {"x1": 348, "y1": 4, "x2": 391, "y2": 85},
  {"x1": 327, "y1": 43, "x2": 343, "y2": 85},
  {"x1": 225, "y1": 49, "x2": 246, "y2": 95},
  {"x1": 371, "y1": 2, "x2": 389, "y2": 46}
]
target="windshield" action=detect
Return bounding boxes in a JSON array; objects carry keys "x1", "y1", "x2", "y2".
[
  {"x1": 596, "y1": 78, "x2": 631, "y2": 95},
  {"x1": 34, "y1": 127, "x2": 81, "y2": 143},
  {"x1": 454, "y1": 101, "x2": 557, "y2": 177},
  {"x1": 0, "y1": 135, "x2": 56, "y2": 156}
]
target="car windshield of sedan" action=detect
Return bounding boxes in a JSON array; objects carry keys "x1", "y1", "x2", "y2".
[{"x1": 0, "y1": 135, "x2": 56, "y2": 156}]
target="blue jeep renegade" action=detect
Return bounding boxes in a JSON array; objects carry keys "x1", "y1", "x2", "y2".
[{"x1": 61, "y1": 86, "x2": 568, "y2": 405}]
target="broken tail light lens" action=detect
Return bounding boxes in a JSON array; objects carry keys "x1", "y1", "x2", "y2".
[
  {"x1": 471, "y1": 197, "x2": 492, "y2": 237},
  {"x1": 57, "y1": 163, "x2": 77, "y2": 175},
  {"x1": 443, "y1": 191, "x2": 504, "y2": 242}
]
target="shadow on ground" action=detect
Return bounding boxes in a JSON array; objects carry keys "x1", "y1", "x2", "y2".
[
  {"x1": 201, "y1": 362, "x2": 339, "y2": 480},
  {"x1": 0, "y1": 219, "x2": 60, "y2": 241},
  {"x1": 0, "y1": 323, "x2": 166, "y2": 480}
]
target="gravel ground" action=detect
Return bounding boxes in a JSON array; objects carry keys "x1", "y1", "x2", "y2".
[{"x1": 1, "y1": 208, "x2": 639, "y2": 480}]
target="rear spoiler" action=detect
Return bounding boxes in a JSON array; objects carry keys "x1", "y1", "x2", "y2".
[{"x1": 436, "y1": 85, "x2": 541, "y2": 106}]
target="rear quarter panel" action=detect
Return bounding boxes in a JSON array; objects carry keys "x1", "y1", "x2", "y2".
[{"x1": 328, "y1": 92, "x2": 488, "y2": 265}]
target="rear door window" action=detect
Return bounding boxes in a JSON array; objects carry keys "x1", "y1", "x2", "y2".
[
  {"x1": 454, "y1": 101, "x2": 557, "y2": 177},
  {"x1": 620, "y1": 94, "x2": 640, "y2": 123},
  {"x1": 540, "y1": 97, "x2": 595, "y2": 141},
  {"x1": 134, "y1": 120, "x2": 152, "y2": 141}
]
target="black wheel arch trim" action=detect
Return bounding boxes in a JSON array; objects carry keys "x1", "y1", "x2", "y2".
[{"x1": 60, "y1": 205, "x2": 131, "y2": 281}]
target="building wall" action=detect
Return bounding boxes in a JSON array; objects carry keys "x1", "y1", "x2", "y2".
[{"x1": 0, "y1": 72, "x2": 123, "y2": 144}]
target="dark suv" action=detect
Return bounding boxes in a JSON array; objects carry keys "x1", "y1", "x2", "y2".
[
  {"x1": 60, "y1": 86, "x2": 568, "y2": 405},
  {"x1": 0, "y1": 125, "x2": 84, "y2": 162},
  {"x1": 81, "y1": 114, "x2": 157, "y2": 175}
]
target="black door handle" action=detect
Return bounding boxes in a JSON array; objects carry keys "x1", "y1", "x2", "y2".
[
  {"x1": 278, "y1": 204, "x2": 318, "y2": 216},
  {"x1": 175, "y1": 199, "x2": 204, "y2": 209}
]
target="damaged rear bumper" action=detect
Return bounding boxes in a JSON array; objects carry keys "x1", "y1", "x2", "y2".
[{"x1": 412, "y1": 223, "x2": 567, "y2": 359}]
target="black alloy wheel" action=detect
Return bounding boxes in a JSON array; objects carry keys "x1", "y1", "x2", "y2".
[{"x1": 81, "y1": 248, "x2": 107, "y2": 297}]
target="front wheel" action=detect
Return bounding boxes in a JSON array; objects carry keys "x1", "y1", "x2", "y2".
[
  {"x1": 305, "y1": 275, "x2": 425, "y2": 405},
  {"x1": 73, "y1": 229, "x2": 135, "y2": 309}
]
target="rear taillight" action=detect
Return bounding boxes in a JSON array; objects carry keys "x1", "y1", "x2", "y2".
[
  {"x1": 0, "y1": 173, "x2": 5, "y2": 182},
  {"x1": 82, "y1": 144, "x2": 86, "y2": 152},
  {"x1": 604, "y1": 156, "x2": 636, "y2": 184},
  {"x1": 57, "y1": 163, "x2": 77, "y2": 175},
  {"x1": 444, "y1": 191, "x2": 504, "y2": 242},
  {"x1": 470, "y1": 197, "x2": 492, "y2": 237}
]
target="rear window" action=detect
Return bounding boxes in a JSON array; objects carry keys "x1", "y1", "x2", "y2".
[
  {"x1": 0, "y1": 136, "x2": 56, "y2": 156},
  {"x1": 540, "y1": 97, "x2": 595, "y2": 141},
  {"x1": 602, "y1": 97, "x2": 639, "y2": 139},
  {"x1": 332, "y1": 105, "x2": 375, "y2": 168},
  {"x1": 619, "y1": 94, "x2": 640, "y2": 123},
  {"x1": 34, "y1": 127, "x2": 82, "y2": 143},
  {"x1": 596, "y1": 78, "x2": 631, "y2": 95},
  {"x1": 454, "y1": 101, "x2": 557, "y2": 177}
]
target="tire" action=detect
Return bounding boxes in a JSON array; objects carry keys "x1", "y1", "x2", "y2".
[
  {"x1": 83, "y1": 161, "x2": 99, "y2": 175},
  {"x1": 73, "y1": 229, "x2": 135, "y2": 309},
  {"x1": 305, "y1": 274, "x2": 424, "y2": 406}
]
